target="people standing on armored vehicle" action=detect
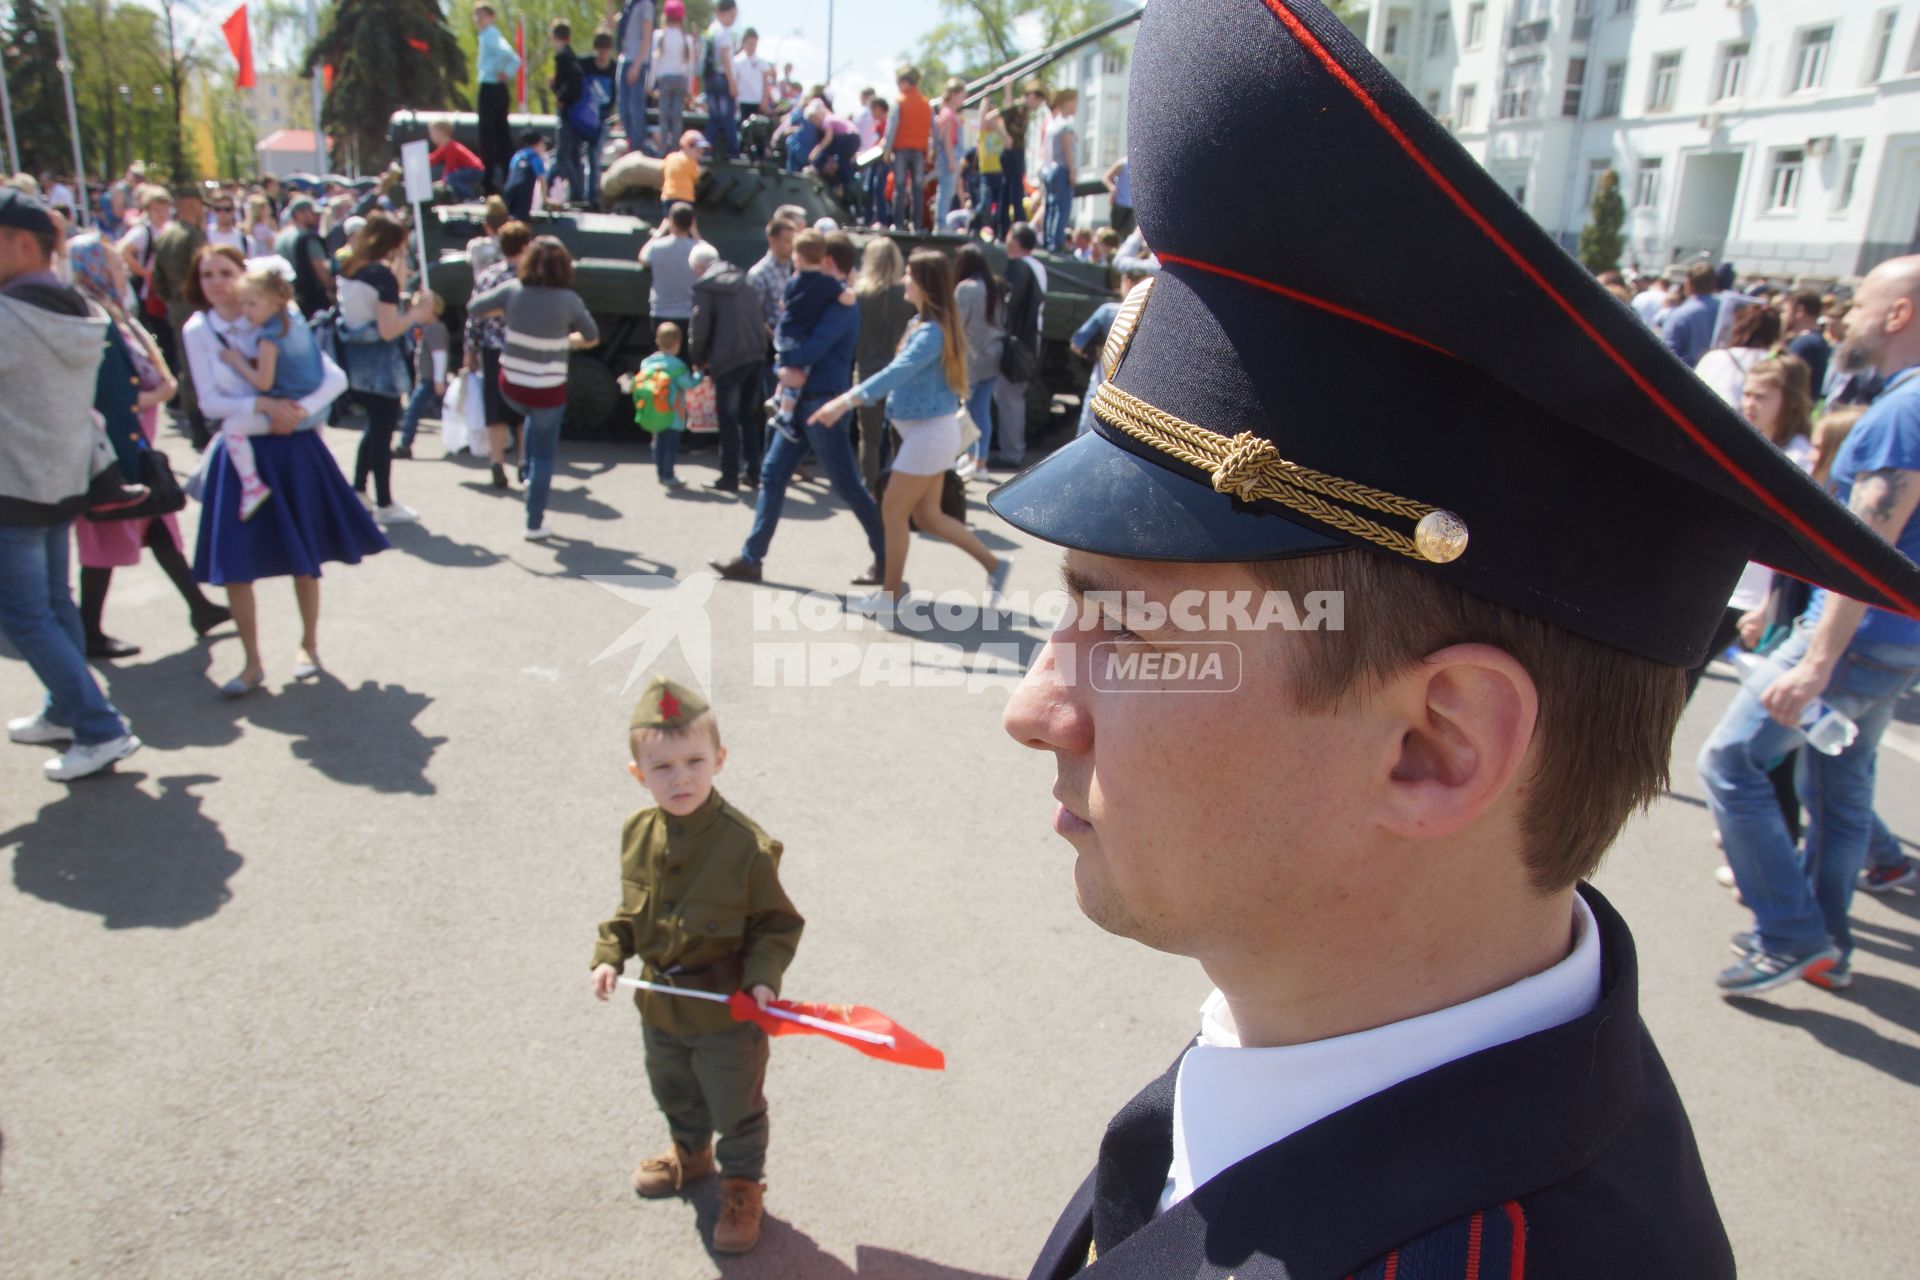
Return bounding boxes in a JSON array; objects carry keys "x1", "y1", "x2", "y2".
[
  {"x1": 614, "y1": 0, "x2": 655, "y2": 159},
  {"x1": 701, "y1": 0, "x2": 742, "y2": 162},
  {"x1": 651, "y1": 2, "x2": 699, "y2": 159},
  {"x1": 473, "y1": 5, "x2": 521, "y2": 196},
  {"x1": 548, "y1": 23, "x2": 588, "y2": 207},
  {"x1": 885, "y1": 67, "x2": 931, "y2": 233}
]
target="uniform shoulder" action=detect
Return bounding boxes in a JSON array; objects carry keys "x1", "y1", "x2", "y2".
[{"x1": 714, "y1": 797, "x2": 782, "y2": 857}]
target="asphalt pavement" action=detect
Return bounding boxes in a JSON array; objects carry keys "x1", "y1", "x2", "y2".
[{"x1": 3, "y1": 423, "x2": 1917, "y2": 1278}]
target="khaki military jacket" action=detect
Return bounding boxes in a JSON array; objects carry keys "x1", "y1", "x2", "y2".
[{"x1": 591, "y1": 789, "x2": 804, "y2": 1036}]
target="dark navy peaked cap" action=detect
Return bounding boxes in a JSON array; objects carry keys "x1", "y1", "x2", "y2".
[{"x1": 989, "y1": 0, "x2": 1920, "y2": 666}]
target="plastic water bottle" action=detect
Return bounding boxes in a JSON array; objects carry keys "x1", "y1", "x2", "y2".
[{"x1": 1727, "y1": 652, "x2": 1860, "y2": 756}]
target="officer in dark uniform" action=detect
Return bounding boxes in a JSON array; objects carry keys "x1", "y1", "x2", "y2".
[{"x1": 988, "y1": 2, "x2": 1920, "y2": 1277}]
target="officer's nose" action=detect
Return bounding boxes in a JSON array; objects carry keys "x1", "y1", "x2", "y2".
[{"x1": 1005, "y1": 623, "x2": 1092, "y2": 756}]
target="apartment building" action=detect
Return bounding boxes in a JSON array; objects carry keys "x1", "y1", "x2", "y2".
[{"x1": 1355, "y1": 0, "x2": 1920, "y2": 279}]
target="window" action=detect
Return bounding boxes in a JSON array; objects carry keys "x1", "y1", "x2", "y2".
[
  {"x1": 1597, "y1": 61, "x2": 1625, "y2": 116},
  {"x1": 1867, "y1": 10, "x2": 1898, "y2": 83},
  {"x1": 1457, "y1": 83, "x2": 1479, "y2": 128},
  {"x1": 1793, "y1": 26, "x2": 1833, "y2": 93},
  {"x1": 1633, "y1": 157, "x2": 1662, "y2": 209},
  {"x1": 1431, "y1": 11, "x2": 1450, "y2": 56},
  {"x1": 1499, "y1": 56, "x2": 1543, "y2": 120},
  {"x1": 1647, "y1": 52, "x2": 1681, "y2": 112},
  {"x1": 1425, "y1": 89, "x2": 1443, "y2": 115},
  {"x1": 1384, "y1": 18, "x2": 1401, "y2": 55},
  {"x1": 1102, "y1": 51, "x2": 1127, "y2": 76},
  {"x1": 1614, "y1": 0, "x2": 1633, "y2": 13},
  {"x1": 1765, "y1": 148, "x2": 1804, "y2": 211},
  {"x1": 1584, "y1": 157, "x2": 1611, "y2": 206},
  {"x1": 1714, "y1": 42, "x2": 1748, "y2": 101},
  {"x1": 1563, "y1": 57, "x2": 1588, "y2": 116},
  {"x1": 1835, "y1": 140, "x2": 1865, "y2": 211},
  {"x1": 1466, "y1": 2, "x2": 1486, "y2": 49}
]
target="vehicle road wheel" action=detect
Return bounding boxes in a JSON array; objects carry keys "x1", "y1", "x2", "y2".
[{"x1": 563, "y1": 356, "x2": 623, "y2": 440}]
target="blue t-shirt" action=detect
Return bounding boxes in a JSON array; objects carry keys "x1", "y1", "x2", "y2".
[
  {"x1": 1806, "y1": 366, "x2": 1920, "y2": 645},
  {"x1": 260, "y1": 310, "x2": 326, "y2": 401}
]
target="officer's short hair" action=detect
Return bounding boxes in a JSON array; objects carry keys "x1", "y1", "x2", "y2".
[{"x1": 1251, "y1": 552, "x2": 1685, "y2": 892}]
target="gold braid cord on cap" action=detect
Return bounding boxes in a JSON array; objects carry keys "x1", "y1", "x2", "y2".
[{"x1": 1092, "y1": 279, "x2": 1468, "y2": 564}]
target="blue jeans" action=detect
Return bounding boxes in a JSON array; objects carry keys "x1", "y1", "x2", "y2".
[
  {"x1": 445, "y1": 168, "x2": 485, "y2": 201},
  {"x1": 656, "y1": 76, "x2": 688, "y2": 153},
  {"x1": 893, "y1": 149, "x2": 927, "y2": 231},
  {"x1": 967, "y1": 376, "x2": 997, "y2": 464},
  {"x1": 0, "y1": 522, "x2": 128, "y2": 745},
  {"x1": 654, "y1": 427, "x2": 682, "y2": 480},
  {"x1": 865, "y1": 161, "x2": 892, "y2": 226},
  {"x1": 555, "y1": 119, "x2": 588, "y2": 202},
  {"x1": 1699, "y1": 617, "x2": 1920, "y2": 959},
  {"x1": 399, "y1": 375, "x2": 441, "y2": 448},
  {"x1": 742, "y1": 398, "x2": 884, "y2": 566},
  {"x1": 934, "y1": 150, "x2": 958, "y2": 225},
  {"x1": 1043, "y1": 162, "x2": 1074, "y2": 251},
  {"x1": 616, "y1": 59, "x2": 649, "y2": 152},
  {"x1": 704, "y1": 80, "x2": 738, "y2": 160},
  {"x1": 505, "y1": 398, "x2": 566, "y2": 530}
]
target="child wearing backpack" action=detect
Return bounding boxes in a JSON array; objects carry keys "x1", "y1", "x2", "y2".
[{"x1": 635, "y1": 321, "x2": 700, "y2": 487}]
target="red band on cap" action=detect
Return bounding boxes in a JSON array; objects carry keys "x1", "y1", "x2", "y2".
[
  {"x1": 1255, "y1": 0, "x2": 1918, "y2": 619},
  {"x1": 1157, "y1": 252, "x2": 1456, "y2": 359}
]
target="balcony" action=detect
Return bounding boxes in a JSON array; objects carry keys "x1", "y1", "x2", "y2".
[{"x1": 1508, "y1": 19, "x2": 1550, "y2": 50}]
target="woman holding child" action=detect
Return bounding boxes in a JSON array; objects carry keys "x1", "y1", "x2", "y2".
[
  {"x1": 809, "y1": 249, "x2": 1010, "y2": 615},
  {"x1": 182, "y1": 243, "x2": 386, "y2": 696}
]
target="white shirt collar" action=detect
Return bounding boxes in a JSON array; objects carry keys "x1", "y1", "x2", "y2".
[{"x1": 1161, "y1": 893, "x2": 1601, "y2": 1213}]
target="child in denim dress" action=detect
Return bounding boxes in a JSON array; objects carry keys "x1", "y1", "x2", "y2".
[{"x1": 218, "y1": 267, "x2": 325, "y2": 520}]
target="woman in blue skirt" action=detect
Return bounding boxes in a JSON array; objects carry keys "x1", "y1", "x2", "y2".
[{"x1": 181, "y1": 244, "x2": 388, "y2": 697}]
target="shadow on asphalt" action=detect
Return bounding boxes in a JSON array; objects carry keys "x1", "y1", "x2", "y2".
[
  {"x1": 512, "y1": 537, "x2": 678, "y2": 583},
  {"x1": 378, "y1": 523, "x2": 505, "y2": 571},
  {"x1": 682, "y1": 1185, "x2": 1013, "y2": 1278},
  {"x1": 242, "y1": 674, "x2": 444, "y2": 795},
  {"x1": 1730, "y1": 973, "x2": 1920, "y2": 1087},
  {"x1": 2, "y1": 771, "x2": 241, "y2": 928}
]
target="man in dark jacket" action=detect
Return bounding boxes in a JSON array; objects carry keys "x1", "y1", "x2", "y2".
[
  {"x1": 689, "y1": 243, "x2": 769, "y2": 491},
  {"x1": 995, "y1": 221, "x2": 1044, "y2": 467},
  {"x1": 0, "y1": 190, "x2": 143, "y2": 782},
  {"x1": 549, "y1": 20, "x2": 588, "y2": 206}
]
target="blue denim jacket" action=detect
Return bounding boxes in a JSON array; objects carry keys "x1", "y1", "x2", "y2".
[{"x1": 850, "y1": 319, "x2": 959, "y2": 421}]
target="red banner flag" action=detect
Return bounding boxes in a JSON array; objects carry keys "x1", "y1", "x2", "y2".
[
  {"x1": 407, "y1": 37, "x2": 431, "y2": 54},
  {"x1": 514, "y1": 18, "x2": 527, "y2": 108},
  {"x1": 222, "y1": 5, "x2": 255, "y2": 89},
  {"x1": 726, "y1": 991, "x2": 946, "y2": 1071},
  {"x1": 322, "y1": 63, "x2": 334, "y2": 94}
]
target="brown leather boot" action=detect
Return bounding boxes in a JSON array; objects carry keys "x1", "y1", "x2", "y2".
[
  {"x1": 712, "y1": 1177, "x2": 765, "y2": 1254},
  {"x1": 631, "y1": 1140, "x2": 715, "y2": 1198}
]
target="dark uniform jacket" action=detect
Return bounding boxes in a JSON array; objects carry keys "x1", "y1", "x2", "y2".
[
  {"x1": 591, "y1": 788, "x2": 803, "y2": 1037},
  {"x1": 1028, "y1": 886, "x2": 1734, "y2": 1280}
]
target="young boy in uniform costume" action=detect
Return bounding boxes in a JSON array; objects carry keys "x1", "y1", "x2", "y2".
[
  {"x1": 988, "y1": 2, "x2": 1920, "y2": 1277},
  {"x1": 590, "y1": 675, "x2": 803, "y2": 1255}
]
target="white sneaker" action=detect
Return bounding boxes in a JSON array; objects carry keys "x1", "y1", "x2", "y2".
[
  {"x1": 848, "y1": 591, "x2": 897, "y2": 619},
  {"x1": 375, "y1": 503, "x2": 419, "y2": 526},
  {"x1": 524, "y1": 526, "x2": 554, "y2": 541},
  {"x1": 1713, "y1": 864, "x2": 1737, "y2": 890},
  {"x1": 954, "y1": 455, "x2": 977, "y2": 480},
  {"x1": 8, "y1": 713, "x2": 74, "y2": 745},
  {"x1": 44, "y1": 733, "x2": 140, "y2": 781},
  {"x1": 987, "y1": 556, "x2": 1013, "y2": 608}
]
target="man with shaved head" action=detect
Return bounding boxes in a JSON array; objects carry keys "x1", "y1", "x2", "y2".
[{"x1": 1702, "y1": 255, "x2": 1920, "y2": 995}]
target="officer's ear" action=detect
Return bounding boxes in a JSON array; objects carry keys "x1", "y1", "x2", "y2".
[{"x1": 1374, "y1": 643, "x2": 1537, "y2": 841}]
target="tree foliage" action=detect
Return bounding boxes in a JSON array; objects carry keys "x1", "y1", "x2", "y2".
[
  {"x1": 914, "y1": 0, "x2": 1110, "y2": 89},
  {"x1": 3, "y1": 0, "x2": 74, "y2": 175},
  {"x1": 306, "y1": 0, "x2": 468, "y2": 165},
  {"x1": 1579, "y1": 167, "x2": 1626, "y2": 276}
]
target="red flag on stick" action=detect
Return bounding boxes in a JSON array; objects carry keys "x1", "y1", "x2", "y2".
[
  {"x1": 514, "y1": 18, "x2": 527, "y2": 108},
  {"x1": 222, "y1": 5, "x2": 255, "y2": 89},
  {"x1": 322, "y1": 63, "x2": 335, "y2": 94},
  {"x1": 727, "y1": 991, "x2": 947, "y2": 1071}
]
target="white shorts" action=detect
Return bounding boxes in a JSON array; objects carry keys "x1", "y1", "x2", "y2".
[{"x1": 890, "y1": 412, "x2": 961, "y2": 476}]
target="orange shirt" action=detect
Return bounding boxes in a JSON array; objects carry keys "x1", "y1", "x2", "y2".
[
  {"x1": 661, "y1": 152, "x2": 700, "y2": 202},
  {"x1": 892, "y1": 87, "x2": 932, "y2": 153}
]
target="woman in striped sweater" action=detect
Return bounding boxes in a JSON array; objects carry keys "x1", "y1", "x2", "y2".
[{"x1": 464, "y1": 237, "x2": 600, "y2": 540}]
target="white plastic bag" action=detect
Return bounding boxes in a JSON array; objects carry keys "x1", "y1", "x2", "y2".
[{"x1": 440, "y1": 372, "x2": 488, "y2": 456}]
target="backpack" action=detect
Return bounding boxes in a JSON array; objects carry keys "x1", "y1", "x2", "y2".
[
  {"x1": 633, "y1": 363, "x2": 682, "y2": 433},
  {"x1": 702, "y1": 29, "x2": 725, "y2": 87}
]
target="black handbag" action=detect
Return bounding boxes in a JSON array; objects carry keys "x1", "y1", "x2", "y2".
[
  {"x1": 999, "y1": 332, "x2": 1038, "y2": 383},
  {"x1": 874, "y1": 468, "x2": 968, "y2": 531},
  {"x1": 89, "y1": 447, "x2": 188, "y2": 523}
]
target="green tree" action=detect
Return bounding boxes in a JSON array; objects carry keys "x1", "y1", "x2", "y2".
[
  {"x1": 3, "y1": 0, "x2": 71, "y2": 175},
  {"x1": 69, "y1": 0, "x2": 174, "y2": 180},
  {"x1": 1579, "y1": 167, "x2": 1626, "y2": 276},
  {"x1": 917, "y1": 0, "x2": 1107, "y2": 80},
  {"x1": 306, "y1": 0, "x2": 469, "y2": 168}
]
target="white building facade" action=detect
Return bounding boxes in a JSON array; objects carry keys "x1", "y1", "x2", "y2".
[
  {"x1": 1045, "y1": 9, "x2": 1138, "y2": 230},
  {"x1": 1353, "y1": 0, "x2": 1920, "y2": 279}
]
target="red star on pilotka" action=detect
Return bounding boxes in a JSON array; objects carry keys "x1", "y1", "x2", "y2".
[{"x1": 659, "y1": 691, "x2": 681, "y2": 720}]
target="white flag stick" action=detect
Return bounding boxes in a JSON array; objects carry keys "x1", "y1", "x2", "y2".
[{"x1": 617, "y1": 977, "x2": 897, "y2": 1049}]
